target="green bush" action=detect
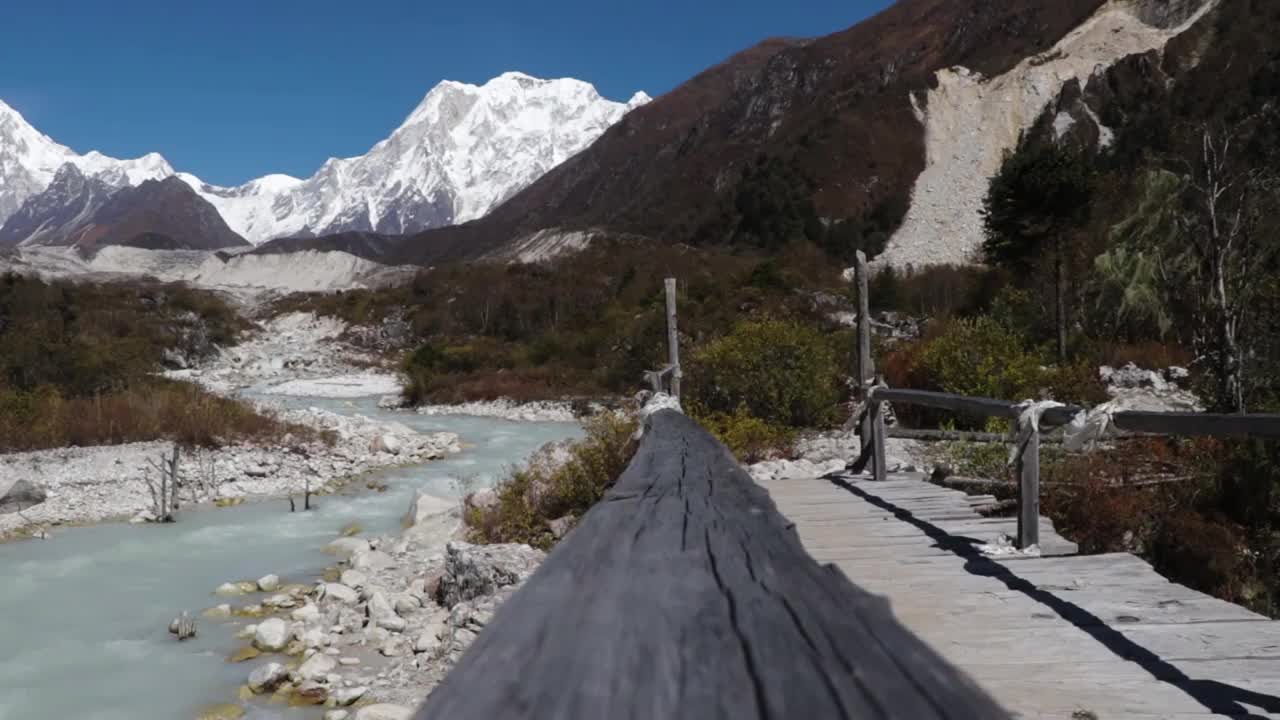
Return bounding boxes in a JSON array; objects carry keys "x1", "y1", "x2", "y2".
[
  {"x1": 915, "y1": 317, "x2": 1044, "y2": 401},
  {"x1": 688, "y1": 318, "x2": 842, "y2": 428},
  {"x1": 464, "y1": 412, "x2": 640, "y2": 549},
  {"x1": 1038, "y1": 360, "x2": 1110, "y2": 406},
  {"x1": 400, "y1": 344, "x2": 442, "y2": 405},
  {"x1": 692, "y1": 404, "x2": 796, "y2": 463}
]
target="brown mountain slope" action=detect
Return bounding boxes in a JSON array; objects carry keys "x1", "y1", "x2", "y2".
[
  {"x1": 380, "y1": 0, "x2": 1105, "y2": 266},
  {"x1": 67, "y1": 177, "x2": 249, "y2": 251}
]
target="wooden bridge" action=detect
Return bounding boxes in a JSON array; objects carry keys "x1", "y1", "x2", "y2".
[
  {"x1": 414, "y1": 408, "x2": 1280, "y2": 720},
  {"x1": 763, "y1": 472, "x2": 1280, "y2": 719},
  {"x1": 414, "y1": 270, "x2": 1280, "y2": 719}
]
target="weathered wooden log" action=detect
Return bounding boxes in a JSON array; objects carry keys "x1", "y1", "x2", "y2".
[
  {"x1": 415, "y1": 410, "x2": 1009, "y2": 720},
  {"x1": 854, "y1": 250, "x2": 873, "y2": 394},
  {"x1": 1015, "y1": 419, "x2": 1041, "y2": 550},
  {"x1": 870, "y1": 387, "x2": 1081, "y2": 427},
  {"x1": 1112, "y1": 411, "x2": 1280, "y2": 438},
  {"x1": 870, "y1": 387, "x2": 887, "y2": 483}
]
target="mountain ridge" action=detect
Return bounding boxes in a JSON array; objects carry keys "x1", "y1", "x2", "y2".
[
  {"x1": 0, "y1": 73, "x2": 649, "y2": 245},
  {"x1": 360, "y1": 0, "x2": 1119, "y2": 267}
]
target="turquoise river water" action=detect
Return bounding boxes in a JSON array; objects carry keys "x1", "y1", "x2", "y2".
[{"x1": 0, "y1": 395, "x2": 579, "y2": 720}]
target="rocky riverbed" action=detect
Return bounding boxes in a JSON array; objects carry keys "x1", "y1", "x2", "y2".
[
  {"x1": 0, "y1": 404, "x2": 461, "y2": 540},
  {"x1": 166, "y1": 312, "x2": 397, "y2": 398},
  {"x1": 205, "y1": 489, "x2": 547, "y2": 718}
]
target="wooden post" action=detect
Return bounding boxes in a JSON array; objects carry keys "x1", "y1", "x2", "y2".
[
  {"x1": 870, "y1": 388, "x2": 887, "y2": 483},
  {"x1": 858, "y1": 410, "x2": 874, "y2": 474},
  {"x1": 664, "y1": 278, "x2": 681, "y2": 400},
  {"x1": 855, "y1": 252, "x2": 875, "y2": 467},
  {"x1": 854, "y1": 251, "x2": 873, "y2": 395},
  {"x1": 1016, "y1": 426, "x2": 1040, "y2": 549}
]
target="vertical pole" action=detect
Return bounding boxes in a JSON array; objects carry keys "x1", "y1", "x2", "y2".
[
  {"x1": 854, "y1": 251, "x2": 876, "y2": 470},
  {"x1": 871, "y1": 386, "x2": 887, "y2": 482},
  {"x1": 664, "y1": 278, "x2": 681, "y2": 400},
  {"x1": 1017, "y1": 427, "x2": 1041, "y2": 549},
  {"x1": 854, "y1": 251, "x2": 873, "y2": 395},
  {"x1": 170, "y1": 445, "x2": 180, "y2": 517}
]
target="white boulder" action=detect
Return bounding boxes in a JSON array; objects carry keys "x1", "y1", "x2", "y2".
[
  {"x1": 247, "y1": 662, "x2": 288, "y2": 693},
  {"x1": 256, "y1": 574, "x2": 281, "y2": 592},
  {"x1": 252, "y1": 618, "x2": 289, "y2": 652},
  {"x1": 322, "y1": 583, "x2": 361, "y2": 605},
  {"x1": 367, "y1": 592, "x2": 406, "y2": 632},
  {"x1": 332, "y1": 687, "x2": 368, "y2": 707},
  {"x1": 339, "y1": 570, "x2": 367, "y2": 588},
  {"x1": 214, "y1": 582, "x2": 244, "y2": 597},
  {"x1": 292, "y1": 652, "x2": 337, "y2": 683},
  {"x1": 291, "y1": 603, "x2": 321, "y2": 622},
  {"x1": 371, "y1": 434, "x2": 402, "y2": 455},
  {"x1": 355, "y1": 705, "x2": 414, "y2": 720},
  {"x1": 325, "y1": 537, "x2": 371, "y2": 559},
  {"x1": 402, "y1": 489, "x2": 455, "y2": 528}
]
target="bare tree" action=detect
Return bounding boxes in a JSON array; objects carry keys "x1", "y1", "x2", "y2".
[
  {"x1": 1101, "y1": 122, "x2": 1278, "y2": 413},
  {"x1": 1181, "y1": 126, "x2": 1276, "y2": 413},
  {"x1": 143, "y1": 445, "x2": 181, "y2": 522},
  {"x1": 187, "y1": 446, "x2": 218, "y2": 504}
]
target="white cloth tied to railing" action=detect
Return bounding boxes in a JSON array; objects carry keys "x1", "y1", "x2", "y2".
[
  {"x1": 1009, "y1": 399, "x2": 1112, "y2": 456},
  {"x1": 1009, "y1": 400, "x2": 1069, "y2": 465}
]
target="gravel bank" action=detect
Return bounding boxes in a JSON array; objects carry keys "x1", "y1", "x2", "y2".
[
  {"x1": 0, "y1": 404, "x2": 460, "y2": 540},
  {"x1": 207, "y1": 490, "x2": 548, "y2": 716}
]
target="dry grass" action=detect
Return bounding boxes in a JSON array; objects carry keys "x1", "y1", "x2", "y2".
[
  {"x1": 1043, "y1": 437, "x2": 1273, "y2": 613},
  {"x1": 0, "y1": 379, "x2": 328, "y2": 452},
  {"x1": 464, "y1": 412, "x2": 639, "y2": 549}
]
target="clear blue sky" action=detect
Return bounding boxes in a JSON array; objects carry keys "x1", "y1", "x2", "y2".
[{"x1": 1, "y1": 0, "x2": 891, "y2": 186}]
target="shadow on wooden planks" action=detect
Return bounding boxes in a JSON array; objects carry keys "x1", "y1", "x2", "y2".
[
  {"x1": 414, "y1": 410, "x2": 1009, "y2": 720},
  {"x1": 833, "y1": 477, "x2": 1280, "y2": 719}
]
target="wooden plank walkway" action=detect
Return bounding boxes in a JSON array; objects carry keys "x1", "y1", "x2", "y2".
[{"x1": 761, "y1": 472, "x2": 1280, "y2": 720}]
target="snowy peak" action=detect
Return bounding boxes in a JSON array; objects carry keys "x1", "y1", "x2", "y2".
[
  {"x1": 185, "y1": 72, "x2": 648, "y2": 243},
  {"x1": 0, "y1": 99, "x2": 175, "y2": 224},
  {"x1": 0, "y1": 165, "x2": 247, "y2": 250},
  {"x1": 1, "y1": 72, "x2": 647, "y2": 245}
]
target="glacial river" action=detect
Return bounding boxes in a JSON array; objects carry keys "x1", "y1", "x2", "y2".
[{"x1": 0, "y1": 395, "x2": 579, "y2": 720}]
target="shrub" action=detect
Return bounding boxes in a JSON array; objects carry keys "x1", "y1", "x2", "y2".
[
  {"x1": 464, "y1": 412, "x2": 639, "y2": 549},
  {"x1": 1151, "y1": 511, "x2": 1254, "y2": 605},
  {"x1": 0, "y1": 275, "x2": 304, "y2": 451},
  {"x1": 0, "y1": 380, "x2": 326, "y2": 451},
  {"x1": 1038, "y1": 360, "x2": 1110, "y2": 406},
  {"x1": 688, "y1": 318, "x2": 842, "y2": 429},
  {"x1": 914, "y1": 317, "x2": 1044, "y2": 401},
  {"x1": 692, "y1": 404, "x2": 796, "y2": 463},
  {"x1": 927, "y1": 440, "x2": 1012, "y2": 484}
]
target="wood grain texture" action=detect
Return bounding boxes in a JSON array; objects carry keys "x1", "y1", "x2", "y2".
[
  {"x1": 414, "y1": 411, "x2": 1009, "y2": 720},
  {"x1": 1114, "y1": 411, "x2": 1280, "y2": 438},
  {"x1": 869, "y1": 387, "x2": 1082, "y2": 427},
  {"x1": 762, "y1": 473, "x2": 1280, "y2": 719}
]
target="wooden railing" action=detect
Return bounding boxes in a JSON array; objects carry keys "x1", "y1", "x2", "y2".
[
  {"x1": 851, "y1": 386, "x2": 1081, "y2": 549},
  {"x1": 847, "y1": 251, "x2": 1280, "y2": 550},
  {"x1": 414, "y1": 409, "x2": 1009, "y2": 720}
]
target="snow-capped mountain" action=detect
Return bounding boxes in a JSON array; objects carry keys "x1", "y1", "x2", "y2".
[
  {"x1": 0, "y1": 164, "x2": 115, "y2": 246},
  {"x1": 0, "y1": 99, "x2": 173, "y2": 224},
  {"x1": 0, "y1": 164, "x2": 248, "y2": 250},
  {"x1": 181, "y1": 72, "x2": 651, "y2": 242},
  {"x1": 0, "y1": 73, "x2": 650, "y2": 244}
]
